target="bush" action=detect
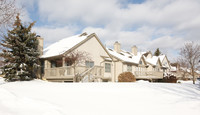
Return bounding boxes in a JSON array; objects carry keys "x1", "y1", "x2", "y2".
[
  {"x1": 118, "y1": 72, "x2": 136, "y2": 82},
  {"x1": 163, "y1": 75, "x2": 177, "y2": 83}
]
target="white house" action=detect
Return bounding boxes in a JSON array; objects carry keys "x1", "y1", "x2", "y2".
[
  {"x1": 39, "y1": 33, "x2": 113, "y2": 82},
  {"x1": 38, "y1": 32, "x2": 171, "y2": 82}
]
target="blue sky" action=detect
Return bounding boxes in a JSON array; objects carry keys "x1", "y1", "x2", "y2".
[{"x1": 17, "y1": 0, "x2": 200, "y2": 61}]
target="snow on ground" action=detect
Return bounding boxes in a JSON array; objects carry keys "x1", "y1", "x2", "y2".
[{"x1": 0, "y1": 77, "x2": 200, "y2": 115}]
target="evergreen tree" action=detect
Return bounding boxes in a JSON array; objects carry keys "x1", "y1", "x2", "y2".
[
  {"x1": 0, "y1": 15, "x2": 40, "y2": 81},
  {"x1": 154, "y1": 48, "x2": 161, "y2": 56}
]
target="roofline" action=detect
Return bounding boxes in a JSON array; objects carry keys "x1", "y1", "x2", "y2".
[{"x1": 42, "y1": 33, "x2": 114, "y2": 61}]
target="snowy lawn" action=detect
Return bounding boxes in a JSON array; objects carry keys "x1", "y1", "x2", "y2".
[{"x1": 0, "y1": 78, "x2": 200, "y2": 115}]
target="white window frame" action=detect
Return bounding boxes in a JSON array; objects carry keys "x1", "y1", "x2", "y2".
[
  {"x1": 105, "y1": 63, "x2": 111, "y2": 73},
  {"x1": 127, "y1": 64, "x2": 132, "y2": 72},
  {"x1": 85, "y1": 61, "x2": 94, "y2": 68}
]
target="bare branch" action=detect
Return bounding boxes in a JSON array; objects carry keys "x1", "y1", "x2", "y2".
[
  {"x1": 178, "y1": 42, "x2": 200, "y2": 84},
  {"x1": 0, "y1": 0, "x2": 20, "y2": 36}
]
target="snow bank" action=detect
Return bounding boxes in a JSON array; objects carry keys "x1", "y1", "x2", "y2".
[{"x1": 0, "y1": 79, "x2": 200, "y2": 115}]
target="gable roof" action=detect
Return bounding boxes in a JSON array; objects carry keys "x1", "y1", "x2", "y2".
[
  {"x1": 41, "y1": 33, "x2": 113, "y2": 60},
  {"x1": 41, "y1": 33, "x2": 89, "y2": 58},
  {"x1": 158, "y1": 55, "x2": 166, "y2": 62},
  {"x1": 107, "y1": 48, "x2": 146, "y2": 64},
  {"x1": 145, "y1": 56, "x2": 161, "y2": 66}
]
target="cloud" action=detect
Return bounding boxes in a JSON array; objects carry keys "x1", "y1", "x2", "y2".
[
  {"x1": 38, "y1": 0, "x2": 121, "y2": 26},
  {"x1": 17, "y1": 0, "x2": 200, "y2": 61},
  {"x1": 32, "y1": 26, "x2": 78, "y2": 47}
]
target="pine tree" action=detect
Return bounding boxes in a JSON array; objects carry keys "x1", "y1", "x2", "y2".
[
  {"x1": 0, "y1": 15, "x2": 40, "y2": 81},
  {"x1": 154, "y1": 48, "x2": 161, "y2": 56}
]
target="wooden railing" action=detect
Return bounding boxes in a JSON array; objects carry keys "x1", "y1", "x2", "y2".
[
  {"x1": 44, "y1": 66, "x2": 104, "y2": 81},
  {"x1": 134, "y1": 71, "x2": 163, "y2": 79},
  {"x1": 79, "y1": 66, "x2": 104, "y2": 82},
  {"x1": 44, "y1": 66, "x2": 74, "y2": 78}
]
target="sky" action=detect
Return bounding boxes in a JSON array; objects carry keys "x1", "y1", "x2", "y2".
[{"x1": 16, "y1": 0, "x2": 200, "y2": 61}]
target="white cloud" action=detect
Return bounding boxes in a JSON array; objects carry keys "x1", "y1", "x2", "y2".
[
  {"x1": 32, "y1": 26, "x2": 78, "y2": 47},
  {"x1": 16, "y1": 0, "x2": 200, "y2": 61}
]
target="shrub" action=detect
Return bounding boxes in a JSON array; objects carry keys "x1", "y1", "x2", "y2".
[
  {"x1": 163, "y1": 75, "x2": 177, "y2": 83},
  {"x1": 118, "y1": 72, "x2": 136, "y2": 82}
]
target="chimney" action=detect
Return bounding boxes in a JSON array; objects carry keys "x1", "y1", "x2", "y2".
[
  {"x1": 114, "y1": 41, "x2": 121, "y2": 53},
  {"x1": 132, "y1": 45, "x2": 137, "y2": 56},
  {"x1": 36, "y1": 35, "x2": 44, "y2": 56}
]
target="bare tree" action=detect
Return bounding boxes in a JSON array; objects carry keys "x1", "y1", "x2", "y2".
[
  {"x1": 0, "y1": 0, "x2": 20, "y2": 35},
  {"x1": 64, "y1": 51, "x2": 91, "y2": 82},
  {"x1": 179, "y1": 42, "x2": 200, "y2": 84},
  {"x1": 177, "y1": 58, "x2": 189, "y2": 79}
]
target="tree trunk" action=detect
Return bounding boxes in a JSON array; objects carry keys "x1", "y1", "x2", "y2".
[
  {"x1": 193, "y1": 76, "x2": 195, "y2": 84},
  {"x1": 192, "y1": 68, "x2": 195, "y2": 84}
]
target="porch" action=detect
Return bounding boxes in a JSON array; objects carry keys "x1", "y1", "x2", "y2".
[
  {"x1": 44, "y1": 66, "x2": 104, "y2": 82},
  {"x1": 134, "y1": 71, "x2": 163, "y2": 80}
]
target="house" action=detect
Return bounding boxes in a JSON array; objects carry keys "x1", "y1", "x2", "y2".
[
  {"x1": 107, "y1": 42, "x2": 148, "y2": 81},
  {"x1": 159, "y1": 55, "x2": 171, "y2": 72},
  {"x1": 170, "y1": 63, "x2": 199, "y2": 80},
  {"x1": 38, "y1": 32, "x2": 171, "y2": 82},
  {"x1": 107, "y1": 42, "x2": 165, "y2": 81},
  {"x1": 38, "y1": 33, "x2": 114, "y2": 82}
]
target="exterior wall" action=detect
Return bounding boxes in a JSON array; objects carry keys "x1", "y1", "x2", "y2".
[
  {"x1": 114, "y1": 61, "x2": 123, "y2": 82},
  {"x1": 76, "y1": 36, "x2": 109, "y2": 66},
  {"x1": 75, "y1": 36, "x2": 113, "y2": 80},
  {"x1": 162, "y1": 57, "x2": 170, "y2": 72},
  {"x1": 156, "y1": 61, "x2": 162, "y2": 71},
  {"x1": 147, "y1": 64, "x2": 153, "y2": 71}
]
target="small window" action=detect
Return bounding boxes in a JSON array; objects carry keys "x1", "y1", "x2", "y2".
[
  {"x1": 85, "y1": 61, "x2": 94, "y2": 68},
  {"x1": 51, "y1": 59, "x2": 62, "y2": 68},
  {"x1": 105, "y1": 63, "x2": 111, "y2": 73},
  {"x1": 127, "y1": 64, "x2": 132, "y2": 72},
  {"x1": 65, "y1": 60, "x2": 73, "y2": 66},
  {"x1": 139, "y1": 60, "x2": 142, "y2": 64}
]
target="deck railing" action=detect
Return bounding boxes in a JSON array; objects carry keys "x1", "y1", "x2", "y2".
[
  {"x1": 134, "y1": 71, "x2": 163, "y2": 79},
  {"x1": 44, "y1": 66, "x2": 104, "y2": 80},
  {"x1": 44, "y1": 66, "x2": 74, "y2": 78}
]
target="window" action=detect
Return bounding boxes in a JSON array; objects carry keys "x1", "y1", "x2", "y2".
[
  {"x1": 65, "y1": 61, "x2": 73, "y2": 66},
  {"x1": 51, "y1": 59, "x2": 62, "y2": 68},
  {"x1": 127, "y1": 64, "x2": 132, "y2": 72},
  {"x1": 139, "y1": 60, "x2": 142, "y2": 64},
  {"x1": 51, "y1": 60, "x2": 56, "y2": 68},
  {"x1": 105, "y1": 63, "x2": 111, "y2": 73},
  {"x1": 85, "y1": 61, "x2": 94, "y2": 68}
]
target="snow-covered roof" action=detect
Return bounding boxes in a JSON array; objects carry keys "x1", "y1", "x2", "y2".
[
  {"x1": 41, "y1": 33, "x2": 90, "y2": 58},
  {"x1": 170, "y1": 66, "x2": 177, "y2": 71},
  {"x1": 145, "y1": 56, "x2": 159, "y2": 66},
  {"x1": 106, "y1": 48, "x2": 145, "y2": 64},
  {"x1": 159, "y1": 55, "x2": 165, "y2": 62}
]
